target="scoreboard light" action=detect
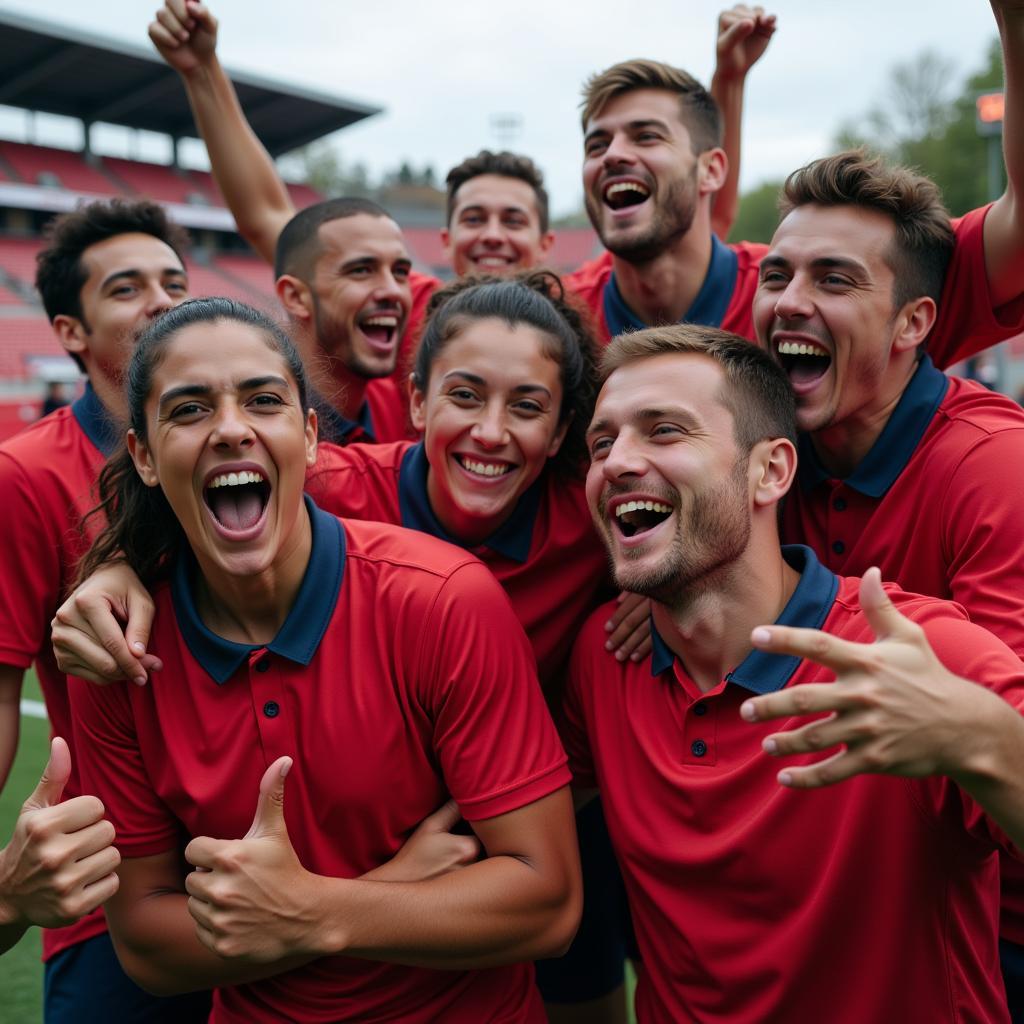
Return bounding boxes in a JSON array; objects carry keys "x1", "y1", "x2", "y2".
[{"x1": 976, "y1": 91, "x2": 1005, "y2": 136}]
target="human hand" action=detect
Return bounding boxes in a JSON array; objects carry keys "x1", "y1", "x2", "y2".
[
  {"x1": 363, "y1": 800, "x2": 480, "y2": 883},
  {"x1": 605, "y1": 591, "x2": 653, "y2": 663},
  {"x1": 185, "y1": 758, "x2": 324, "y2": 962},
  {"x1": 149, "y1": 0, "x2": 219, "y2": 75},
  {"x1": 740, "y1": 568, "x2": 983, "y2": 788},
  {"x1": 0, "y1": 738, "x2": 119, "y2": 930},
  {"x1": 715, "y1": 4, "x2": 777, "y2": 81},
  {"x1": 51, "y1": 561, "x2": 159, "y2": 686}
]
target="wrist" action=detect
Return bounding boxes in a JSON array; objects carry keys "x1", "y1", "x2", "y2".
[
  {"x1": 946, "y1": 685, "x2": 1019, "y2": 782},
  {"x1": 305, "y1": 876, "x2": 352, "y2": 957}
]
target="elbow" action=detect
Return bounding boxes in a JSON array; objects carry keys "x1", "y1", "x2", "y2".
[
  {"x1": 112, "y1": 944, "x2": 199, "y2": 998},
  {"x1": 533, "y1": 872, "x2": 584, "y2": 960}
]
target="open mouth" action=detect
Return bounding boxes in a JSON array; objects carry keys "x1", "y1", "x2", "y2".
[
  {"x1": 774, "y1": 339, "x2": 832, "y2": 387},
  {"x1": 203, "y1": 470, "x2": 271, "y2": 533},
  {"x1": 454, "y1": 454, "x2": 515, "y2": 479},
  {"x1": 614, "y1": 499, "x2": 672, "y2": 538},
  {"x1": 359, "y1": 313, "x2": 400, "y2": 350},
  {"x1": 603, "y1": 181, "x2": 650, "y2": 211}
]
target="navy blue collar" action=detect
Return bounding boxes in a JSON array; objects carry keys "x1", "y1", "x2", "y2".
[
  {"x1": 397, "y1": 441, "x2": 541, "y2": 563},
  {"x1": 650, "y1": 545, "x2": 839, "y2": 695},
  {"x1": 798, "y1": 356, "x2": 949, "y2": 498},
  {"x1": 311, "y1": 389, "x2": 376, "y2": 446},
  {"x1": 71, "y1": 382, "x2": 121, "y2": 456},
  {"x1": 171, "y1": 496, "x2": 346, "y2": 684},
  {"x1": 603, "y1": 234, "x2": 738, "y2": 337}
]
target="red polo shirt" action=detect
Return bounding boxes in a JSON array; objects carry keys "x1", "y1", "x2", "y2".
[
  {"x1": 312, "y1": 377, "x2": 412, "y2": 447},
  {"x1": 70, "y1": 501, "x2": 568, "y2": 1024},
  {"x1": 561, "y1": 546, "x2": 1022, "y2": 1024},
  {"x1": 0, "y1": 386, "x2": 117, "y2": 961},
  {"x1": 306, "y1": 440, "x2": 610, "y2": 692},
  {"x1": 565, "y1": 207, "x2": 1024, "y2": 368}
]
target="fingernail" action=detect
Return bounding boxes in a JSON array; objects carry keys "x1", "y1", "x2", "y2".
[
  {"x1": 280, "y1": 758, "x2": 293, "y2": 778},
  {"x1": 605, "y1": 621, "x2": 614, "y2": 632},
  {"x1": 762, "y1": 737, "x2": 778, "y2": 754},
  {"x1": 131, "y1": 642, "x2": 145, "y2": 654},
  {"x1": 605, "y1": 639, "x2": 613, "y2": 649},
  {"x1": 133, "y1": 675, "x2": 147, "y2": 687},
  {"x1": 778, "y1": 771, "x2": 793, "y2": 787},
  {"x1": 751, "y1": 627, "x2": 771, "y2": 644},
  {"x1": 740, "y1": 701, "x2": 756, "y2": 721}
]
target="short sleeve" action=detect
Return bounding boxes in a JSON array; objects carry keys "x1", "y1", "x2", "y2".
[
  {"x1": 557, "y1": 621, "x2": 600, "y2": 790},
  {"x1": 415, "y1": 561, "x2": 570, "y2": 821}
]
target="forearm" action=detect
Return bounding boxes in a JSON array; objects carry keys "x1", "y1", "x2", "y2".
[
  {"x1": 313, "y1": 854, "x2": 578, "y2": 970},
  {"x1": 177, "y1": 57, "x2": 295, "y2": 264},
  {"x1": 0, "y1": 695, "x2": 20, "y2": 793},
  {"x1": 0, "y1": 899, "x2": 28, "y2": 956},
  {"x1": 709, "y1": 70, "x2": 743, "y2": 239},
  {"x1": 952, "y1": 687, "x2": 1024, "y2": 852},
  {"x1": 111, "y1": 890, "x2": 307, "y2": 995}
]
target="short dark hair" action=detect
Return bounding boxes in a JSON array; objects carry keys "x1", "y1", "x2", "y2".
[
  {"x1": 274, "y1": 197, "x2": 393, "y2": 282},
  {"x1": 580, "y1": 59, "x2": 722, "y2": 154},
  {"x1": 600, "y1": 324, "x2": 797, "y2": 451},
  {"x1": 414, "y1": 271, "x2": 600, "y2": 479},
  {"x1": 780, "y1": 149, "x2": 956, "y2": 309},
  {"x1": 445, "y1": 151, "x2": 550, "y2": 234},
  {"x1": 79, "y1": 297, "x2": 310, "y2": 584},
  {"x1": 36, "y1": 198, "x2": 189, "y2": 324}
]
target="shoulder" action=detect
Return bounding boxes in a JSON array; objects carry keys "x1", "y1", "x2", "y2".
[
  {"x1": 729, "y1": 240, "x2": 769, "y2": 269},
  {"x1": 936, "y1": 375, "x2": 1024, "y2": 438},
  {"x1": 950, "y1": 204, "x2": 990, "y2": 245},
  {"x1": 565, "y1": 251, "x2": 613, "y2": 294},
  {"x1": 0, "y1": 406, "x2": 80, "y2": 464},
  {"x1": 341, "y1": 517, "x2": 485, "y2": 582}
]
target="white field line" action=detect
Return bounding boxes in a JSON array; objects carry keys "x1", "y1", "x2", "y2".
[{"x1": 20, "y1": 699, "x2": 47, "y2": 719}]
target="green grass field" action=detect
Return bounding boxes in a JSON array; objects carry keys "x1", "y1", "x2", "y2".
[{"x1": 0, "y1": 670, "x2": 49, "y2": 1021}]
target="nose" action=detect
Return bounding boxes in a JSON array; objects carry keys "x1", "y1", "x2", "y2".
[
  {"x1": 470, "y1": 401, "x2": 509, "y2": 448},
  {"x1": 210, "y1": 400, "x2": 255, "y2": 451},
  {"x1": 602, "y1": 132, "x2": 636, "y2": 171},
  {"x1": 144, "y1": 281, "x2": 180, "y2": 318},
  {"x1": 479, "y1": 215, "x2": 504, "y2": 246},
  {"x1": 772, "y1": 275, "x2": 814, "y2": 322},
  {"x1": 373, "y1": 269, "x2": 407, "y2": 310},
  {"x1": 601, "y1": 431, "x2": 646, "y2": 482}
]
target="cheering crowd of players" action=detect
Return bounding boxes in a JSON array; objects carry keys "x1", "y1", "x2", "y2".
[{"x1": 2, "y1": 1, "x2": 1024, "y2": 1021}]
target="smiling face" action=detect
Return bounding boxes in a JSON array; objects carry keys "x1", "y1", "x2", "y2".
[
  {"x1": 582, "y1": 89, "x2": 703, "y2": 262},
  {"x1": 410, "y1": 317, "x2": 568, "y2": 544},
  {"x1": 308, "y1": 213, "x2": 412, "y2": 379},
  {"x1": 443, "y1": 174, "x2": 554, "y2": 276},
  {"x1": 586, "y1": 353, "x2": 752, "y2": 604},
  {"x1": 753, "y1": 203, "x2": 911, "y2": 436},
  {"x1": 128, "y1": 320, "x2": 317, "y2": 584},
  {"x1": 62, "y1": 232, "x2": 189, "y2": 380}
]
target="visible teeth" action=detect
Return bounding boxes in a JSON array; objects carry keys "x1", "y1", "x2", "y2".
[
  {"x1": 208, "y1": 470, "x2": 265, "y2": 489},
  {"x1": 605, "y1": 182, "x2": 650, "y2": 199},
  {"x1": 364, "y1": 315, "x2": 399, "y2": 327},
  {"x1": 461, "y1": 457, "x2": 512, "y2": 477},
  {"x1": 776, "y1": 340, "x2": 829, "y2": 358},
  {"x1": 614, "y1": 500, "x2": 671, "y2": 517}
]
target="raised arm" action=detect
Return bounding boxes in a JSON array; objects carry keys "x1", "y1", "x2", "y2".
[
  {"x1": 709, "y1": 5, "x2": 777, "y2": 239},
  {"x1": 149, "y1": 0, "x2": 296, "y2": 264},
  {"x1": 982, "y1": 0, "x2": 1024, "y2": 307}
]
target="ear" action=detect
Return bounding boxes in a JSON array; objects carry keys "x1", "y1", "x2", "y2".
[
  {"x1": 749, "y1": 437, "x2": 797, "y2": 511},
  {"x1": 440, "y1": 228, "x2": 452, "y2": 259},
  {"x1": 890, "y1": 296, "x2": 937, "y2": 355},
  {"x1": 537, "y1": 231, "x2": 556, "y2": 258},
  {"x1": 304, "y1": 407, "x2": 318, "y2": 467},
  {"x1": 697, "y1": 148, "x2": 728, "y2": 197},
  {"x1": 127, "y1": 429, "x2": 159, "y2": 488},
  {"x1": 52, "y1": 314, "x2": 89, "y2": 359},
  {"x1": 275, "y1": 275, "x2": 314, "y2": 323},
  {"x1": 547, "y1": 411, "x2": 572, "y2": 459},
  {"x1": 409, "y1": 377, "x2": 427, "y2": 434}
]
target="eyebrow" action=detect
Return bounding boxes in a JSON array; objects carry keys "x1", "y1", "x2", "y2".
[
  {"x1": 100, "y1": 267, "x2": 187, "y2": 290},
  {"x1": 458, "y1": 203, "x2": 529, "y2": 217},
  {"x1": 761, "y1": 254, "x2": 870, "y2": 277},
  {"x1": 339, "y1": 254, "x2": 412, "y2": 272},
  {"x1": 442, "y1": 370, "x2": 552, "y2": 397},
  {"x1": 586, "y1": 406, "x2": 701, "y2": 437},
  {"x1": 584, "y1": 118, "x2": 670, "y2": 146},
  {"x1": 157, "y1": 375, "x2": 290, "y2": 410}
]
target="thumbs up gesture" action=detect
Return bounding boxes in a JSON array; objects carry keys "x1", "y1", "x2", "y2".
[
  {"x1": 0, "y1": 738, "x2": 120, "y2": 936},
  {"x1": 185, "y1": 757, "x2": 322, "y2": 962}
]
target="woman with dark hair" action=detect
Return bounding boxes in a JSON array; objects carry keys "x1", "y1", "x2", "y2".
[{"x1": 67, "y1": 296, "x2": 580, "y2": 1023}]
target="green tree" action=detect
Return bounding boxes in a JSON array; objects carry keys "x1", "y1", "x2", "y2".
[{"x1": 728, "y1": 180, "x2": 784, "y2": 244}]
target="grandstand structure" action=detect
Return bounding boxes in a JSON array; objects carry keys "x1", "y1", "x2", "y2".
[{"x1": 0, "y1": 9, "x2": 601, "y2": 440}]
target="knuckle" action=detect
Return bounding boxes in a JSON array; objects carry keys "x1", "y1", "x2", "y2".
[{"x1": 791, "y1": 689, "x2": 814, "y2": 714}]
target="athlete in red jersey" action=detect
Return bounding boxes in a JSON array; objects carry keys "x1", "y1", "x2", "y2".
[
  {"x1": 68, "y1": 297, "x2": 580, "y2": 1022},
  {"x1": 567, "y1": 324, "x2": 1024, "y2": 1023},
  {"x1": 0, "y1": 200, "x2": 209, "y2": 1020}
]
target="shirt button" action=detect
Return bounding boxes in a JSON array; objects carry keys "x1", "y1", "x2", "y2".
[
  {"x1": 691, "y1": 739, "x2": 707, "y2": 757},
  {"x1": 255, "y1": 657, "x2": 270, "y2": 673},
  {"x1": 833, "y1": 497, "x2": 847, "y2": 511},
  {"x1": 693, "y1": 704, "x2": 708, "y2": 717},
  {"x1": 832, "y1": 541, "x2": 845, "y2": 555},
  {"x1": 263, "y1": 700, "x2": 280, "y2": 718}
]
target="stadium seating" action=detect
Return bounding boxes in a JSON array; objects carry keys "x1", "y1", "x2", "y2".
[
  {"x1": 101, "y1": 157, "x2": 216, "y2": 206},
  {"x1": 0, "y1": 237, "x2": 42, "y2": 291},
  {"x1": 0, "y1": 142, "x2": 119, "y2": 196}
]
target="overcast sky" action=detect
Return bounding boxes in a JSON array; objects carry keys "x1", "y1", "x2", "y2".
[{"x1": 0, "y1": 1, "x2": 1004, "y2": 217}]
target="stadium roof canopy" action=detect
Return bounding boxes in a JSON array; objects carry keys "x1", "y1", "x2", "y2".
[{"x1": 0, "y1": 7, "x2": 381, "y2": 156}]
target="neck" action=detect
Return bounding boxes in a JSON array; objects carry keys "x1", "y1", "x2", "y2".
[
  {"x1": 653, "y1": 539, "x2": 799, "y2": 693},
  {"x1": 296, "y1": 326, "x2": 369, "y2": 421},
  {"x1": 809, "y1": 357, "x2": 918, "y2": 478},
  {"x1": 192, "y1": 506, "x2": 313, "y2": 646},
  {"x1": 610, "y1": 213, "x2": 713, "y2": 326},
  {"x1": 85, "y1": 370, "x2": 127, "y2": 422}
]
